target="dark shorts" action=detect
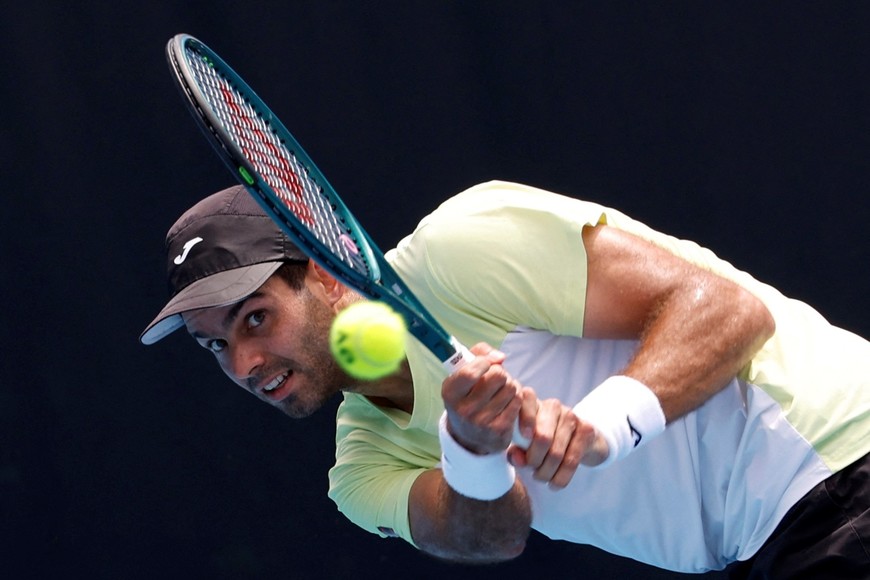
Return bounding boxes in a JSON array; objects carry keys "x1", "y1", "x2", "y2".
[{"x1": 725, "y1": 451, "x2": 870, "y2": 579}]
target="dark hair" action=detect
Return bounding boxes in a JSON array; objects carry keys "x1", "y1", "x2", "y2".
[{"x1": 273, "y1": 260, "x2": 309, "y2": 291}]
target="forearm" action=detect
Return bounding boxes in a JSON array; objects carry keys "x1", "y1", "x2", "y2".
[
  {"x1": 409, "y1": 345, "x2": 531, "y2": 561},
  {"x1": 582, "y1": 224, "x2": 776, "y2": 422},
  {"x1": 408, "y1": 469, "x2": 531, "y2": 562}
]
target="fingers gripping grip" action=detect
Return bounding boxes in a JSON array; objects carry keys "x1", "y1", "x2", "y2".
[{"x1": 442, "y1": 339, "x2": 531, "y2": 449}]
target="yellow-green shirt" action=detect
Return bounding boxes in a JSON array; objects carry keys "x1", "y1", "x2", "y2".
[{"x1": 328, "y1": 181, "x2": 870, "y2": 572}]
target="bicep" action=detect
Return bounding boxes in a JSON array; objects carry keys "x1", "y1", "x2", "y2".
[
  {"x1": 581, "y1": 224, "x2": 715, "y2": 339},
  {"x1": 578, "y1": 224, "x2": 775, "y2": 418}
]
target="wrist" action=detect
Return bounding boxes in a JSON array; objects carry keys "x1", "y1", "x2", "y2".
[
  {"x1": 572, "y1": 375, "x2": 666, "y2": 468},
  {"x1": 438, "y1": 412, "x2": 517, "y2": 500}
]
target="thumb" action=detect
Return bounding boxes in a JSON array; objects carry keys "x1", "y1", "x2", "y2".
[{"x1": 507, "y1": 446, "x2": 528, "y2": 468}]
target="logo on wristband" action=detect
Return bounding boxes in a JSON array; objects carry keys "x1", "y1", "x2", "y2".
[{"x1": 627, "y1": 416, "x2": 642, "y2": 447}]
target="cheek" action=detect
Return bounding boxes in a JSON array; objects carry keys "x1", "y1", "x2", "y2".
[
  {"x1": 301, "y1": 300, "x2": 337, "y2": 347},
  {"x1": 279, "y1": 318, "x2": 328, "y2": 359},
  {"x1": 286, "y1": 292, "x2": 336, "y2": 341}
]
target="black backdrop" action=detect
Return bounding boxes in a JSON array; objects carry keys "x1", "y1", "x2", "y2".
[{"x1": 2, "y1": 2, "x2": 867, "y2": 578}]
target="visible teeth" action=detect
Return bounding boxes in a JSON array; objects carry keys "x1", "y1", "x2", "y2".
[{"x1": 264, "y1": 373, "x2": 288, "y2": 392}]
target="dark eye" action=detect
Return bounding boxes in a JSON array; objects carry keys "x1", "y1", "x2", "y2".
[
  {"x1": 247, "y1": 310, "x2": 266, "y2": 328},
  {"x1": 207, "y1": 338, "x2": 227, "y2": 353}
]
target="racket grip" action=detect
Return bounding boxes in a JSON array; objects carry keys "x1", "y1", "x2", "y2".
[
  {"x1": 442, "y1": 339, "x2": 531, "y2": 450},
  {"x1": 442, "y1": 338, "x2": 475, "y2": 373}
]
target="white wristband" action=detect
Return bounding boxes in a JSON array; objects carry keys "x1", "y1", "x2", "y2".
[
  {"x1": 572, "y1": 375, "x2": 666, "y2": 469},
  {"x1": 438, "y1": 412, "x2": 516, "y2": 500}
]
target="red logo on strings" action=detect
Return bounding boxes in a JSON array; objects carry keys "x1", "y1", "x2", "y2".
[{"x1": 219, "y1": 86, "x2": 315, "y2": 226}]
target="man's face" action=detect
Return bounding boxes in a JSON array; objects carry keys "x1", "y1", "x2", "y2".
[{"x1": 182, "y1": 273, "x2": 351, "y2": 418}]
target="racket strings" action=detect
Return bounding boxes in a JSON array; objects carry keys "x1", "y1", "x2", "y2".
[{"x1": 186, "y1": 48, "x2": 370, "y2": 277}]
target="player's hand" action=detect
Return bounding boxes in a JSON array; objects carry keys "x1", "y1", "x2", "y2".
[
  {"x1": 441, "y1": 343, "x2": 523, "y2": 455},
  {"x1": 508, "y1": 388, "x2": 609, "y2": 489}
]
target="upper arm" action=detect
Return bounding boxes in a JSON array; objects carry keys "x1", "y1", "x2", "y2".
[
  {"x1": 581, "y1": 224, "x2": 772, "y2": 339},
  {"x1": 579, "y1": 224, "x2": 776, "y2": 418}
]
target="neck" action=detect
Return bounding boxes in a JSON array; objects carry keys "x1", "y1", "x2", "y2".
[{"x1": 359, "y1": 360, "x2": 415, "y2": 414}]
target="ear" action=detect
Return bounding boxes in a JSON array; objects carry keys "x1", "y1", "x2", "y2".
[{"x1": 305, "y1": 261, "x2": 346, "y2": 307}]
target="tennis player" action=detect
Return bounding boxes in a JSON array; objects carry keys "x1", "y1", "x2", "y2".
[{"x1": 142, "y1": 181, "x2": 870, "y2": 578}]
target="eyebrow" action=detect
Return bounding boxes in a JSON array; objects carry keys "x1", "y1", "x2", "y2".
[{"x1": 189, "y1": 291, "x2": 263, "y2": 340}]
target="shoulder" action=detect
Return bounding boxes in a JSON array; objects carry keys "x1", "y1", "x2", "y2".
[
  {"x1": 426, "y1": 180, "x2": 609, "y2": 224},
  {"x1": 390, "y1": 181, "x2": 611, "y2": 267}
]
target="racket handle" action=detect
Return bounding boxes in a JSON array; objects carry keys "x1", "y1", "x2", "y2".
[
  {"x1": 442, "y1": 339, "x2": 531, "y2": 450},
  {"x1": 442, "y1": 338, "x2": 475, "y2": 373}
]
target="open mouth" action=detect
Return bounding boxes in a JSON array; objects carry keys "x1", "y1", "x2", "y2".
[{"x1": 262, "y1": 372, "x2": 290, "y2": 394}]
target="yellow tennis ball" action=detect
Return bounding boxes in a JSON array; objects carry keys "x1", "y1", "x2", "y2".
[{"x1": 330, "y1": 301, "x2": 407, "y2": 380}]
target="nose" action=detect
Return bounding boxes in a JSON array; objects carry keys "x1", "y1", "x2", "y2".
[{"x1": 222, "y1": 341, "x2": 265, "y2": 385}]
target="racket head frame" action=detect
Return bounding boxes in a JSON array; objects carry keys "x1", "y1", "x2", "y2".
[{"x1": 165, "y1": 33, "x2": 458, "y2": 362}]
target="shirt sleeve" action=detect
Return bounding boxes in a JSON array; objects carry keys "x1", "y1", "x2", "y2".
[
  {"x1": 387, "y1": 181, "x2": 609, "y2": 345},
  {"x1": 328, "y1": 182, "x2": 620, "y2": 545},
  {"x1": 327, "y1": 393, "x2": 441, "y2": 546}
]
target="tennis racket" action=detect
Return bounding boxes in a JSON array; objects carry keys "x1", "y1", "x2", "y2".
[{"x1": 165, "y1": 33, "x2": 529, "y2": 448}]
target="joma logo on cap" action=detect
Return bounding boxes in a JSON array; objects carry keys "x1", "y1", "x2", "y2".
[{"x1": 173, "y1": 237, "x2": 204, "y2": 265}]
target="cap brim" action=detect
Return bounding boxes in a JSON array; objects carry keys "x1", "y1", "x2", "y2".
[{"x1": 140, "y1": 261, "x2": 283, "y2": 345}]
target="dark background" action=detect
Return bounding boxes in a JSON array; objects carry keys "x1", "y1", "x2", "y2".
[{"x1": 2, "y1": 2, "x2": 867, "y2": 578}]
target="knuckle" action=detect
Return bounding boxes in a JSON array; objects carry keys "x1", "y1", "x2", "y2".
[
  {"x1": 548, "y1": 446, "x2": 566, "y2": 464},
  {"x1": 542, "y1": 398, "x2": 560, "y2": 411},
  {"x1": 563, "y1": 410, "x2": 579, "y2": 430},
  {"x1": 535, "y1": 431, "x2": 554, "y2": 448}
]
